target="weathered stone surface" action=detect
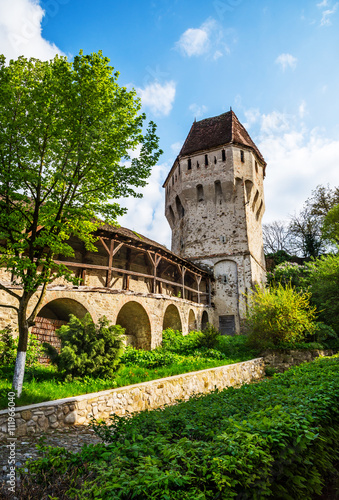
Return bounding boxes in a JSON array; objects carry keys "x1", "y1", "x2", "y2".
[
  {"x1": 64, "y1": 411, "x2": 77, "y2": 425},
  {"x1": 262, "y1": 349, "x2": 334, "y2": 373},
  {"x1": 21, "y1": 410, "x2": 32, "y2": 421}
]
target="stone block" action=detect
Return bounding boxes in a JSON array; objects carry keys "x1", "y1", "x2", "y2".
[
  {"x1": 64, "y1": 411, "x2": 77, "y2": 425},
  {"x1": 21, "y1": 410, "x2": 32, "y2": 421}
]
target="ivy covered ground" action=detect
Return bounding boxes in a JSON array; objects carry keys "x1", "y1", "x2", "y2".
[{"x1": 5, "y1": 354, "x2": 339, "y2": 499}]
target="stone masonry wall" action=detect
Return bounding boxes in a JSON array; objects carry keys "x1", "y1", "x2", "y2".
[{"x1": 0, "y1": 358, "x2": 264, "y2": 439}]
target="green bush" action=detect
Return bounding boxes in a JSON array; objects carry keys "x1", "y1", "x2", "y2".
[
  {"x1": 245, "y1": 284, "x2": 317, "y2": 348},
  {"x1": 0, "y1": 327, "x2": 16, "y2": 365},
  {"x1": 303, "y1": 252, "x2": 339, "y2": 334},
  {"x1": 0, "y1": 328, "x2": 44, "y2": 368},
  {"x1": 19, "y1": 355, "x2": 339, "y2": 499},
  {"x1": 44, "y1": 314, "x2": 125, "y2": 380}
]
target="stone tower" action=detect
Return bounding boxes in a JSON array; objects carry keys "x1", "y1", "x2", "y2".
[{"x1": 163, "y1": 110, "x2": 266, "y2": 334}]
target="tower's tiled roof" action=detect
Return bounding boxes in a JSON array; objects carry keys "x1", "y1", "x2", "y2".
[{"x1": 179, "y1": 110, "x2": 265, "y2": 164}]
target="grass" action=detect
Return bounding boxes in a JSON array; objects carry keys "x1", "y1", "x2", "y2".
[{"x1": 0, "y1": 332, "x2": 258, "y2": 409}]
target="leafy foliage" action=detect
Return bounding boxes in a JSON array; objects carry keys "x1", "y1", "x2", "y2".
[
  {"x1": 303, "y1": 252, "x2": 339, "y2": 334},
  {"x1": 267, "y1": 261, "x2": 306, "y2": 289},
  {"x1": 322, "y1": 203, "x2": 339, "y2": 244},
  {"x1": 0, "y1": 328, "x2": 44, "y2": 367},
  {"x1": 44, "y1": 314, "x2": 125, "y2": 380},
  {"x1": 0, "y1": 50, "x2": 162, "y2": 394},
  {"x1": 245, "y1": 284, "x2": 317, "y2": 348},
  {"x1": 18, "y1": 355, "x2": 339, "y2": 499}
]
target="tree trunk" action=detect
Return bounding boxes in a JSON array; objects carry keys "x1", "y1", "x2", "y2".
[{"x1": 12, "y1": 299, "x2": 30, "y2": 398}]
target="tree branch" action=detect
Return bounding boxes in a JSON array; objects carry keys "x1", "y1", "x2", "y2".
[{"x1": 0, "y1": 282, "x2": 20, "y2": 300}]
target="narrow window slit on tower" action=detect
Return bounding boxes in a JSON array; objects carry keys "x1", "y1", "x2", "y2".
[
  {"x1": 215, "y1": 180, "x2": 222, "y2": 203},
  {"x1": 222, "y1": 149, "x2": 226, "y2": 162},
  {"x1": 205, "y1": 154, "x2": 208, "y2": 166},
  {"x1": 176, "y1": 195, "x2": 185, "y2": 218},
  {"x1": 197, "y1": 161, "x2": 199, "y2": 168},
  {"x1": 197, "y1": 184, "x2": 204, "y2": 202},
  {"x1": 214, "y1": 156, "x2": 217, "y2": 164},
  {"x1": 169, "y1": 205, "x2": 175, "y2": 224},
  {"x1": 188, "y1": 159, "x2": 192, "y2": 170},
  {"x1": 240, "y1": 150, "x2": 245, "y2": 163}
]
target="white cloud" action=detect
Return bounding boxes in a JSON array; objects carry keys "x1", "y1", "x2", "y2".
[
  {"x1": 176, "y1": 26, "x2": 210, "y2": 57},
  {"x1": 117, "y1": 163, "x2": 171, "y2": 248},
  {"x1": 317, "y1": 0, "x2": 329, "y2": 6},
  {"x1": 243, "y1": 108, "x2": 261, "y2": 129},
  {"x1": 136, "y1": 81, "x2": 176, "y2": 116},
  {"x1": 175, "y1": 18, "x2": 232, "y2": 59},
  {"x1": 319, "y1": 2, "x2": 338, "y2": 25},
  {"x1": 0, "y1": 0, "x2": 65, "y2": 61},
  {"x1": 250, "y1": 109, "x2": 339, "y2": 223},
  {"x1": 189, "y1": 103, "x2": 208, "y2": 119},
  {"x1": 275, "y1": 53, "x2": 298, "y2": 71}
]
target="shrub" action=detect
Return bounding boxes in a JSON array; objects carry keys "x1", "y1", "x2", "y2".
[
  {"x1": 199, "y1": 323, "x2": 220, "y2": 348},
  {"x1": 0, "y1": 328, "x2": 44, "y2": 367},
  {"x1": 44, "y1": 314, "x2": 125, "y2": 380},
  {"x1": 0, "y1": 327, "x2": 16, "y2": 365},
  {"x1": 245, "y1": 284, "x2": 317, "y2": 348}
]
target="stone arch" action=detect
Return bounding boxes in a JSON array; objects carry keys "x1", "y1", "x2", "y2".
[
  {"x1": 116, "y1": 301, "x2": 151, "y2": 350},
  {"x1": 201, "y1": 310, "x2": 209, "y2": 330},
  {"x1": 33, "y1": 298, "x2": 90, "y2": 363},
  {"x1": 163, "y1": 304, "x2": 182, "y2": 332},
  {"x1": 38, "y1": 298, "x2": 89, "y2": 321},
  {"x1": 188, "y1": 309, "x2": 196, "y2": 332}
]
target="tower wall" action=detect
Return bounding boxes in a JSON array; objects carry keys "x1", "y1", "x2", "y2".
[{"x1": 164, "y1": 141, "x2": 266, "y2": 334}]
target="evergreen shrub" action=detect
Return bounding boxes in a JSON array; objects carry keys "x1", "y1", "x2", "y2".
[{"x1": 44, "y1": 313, "x2": 124, "y2": 380}]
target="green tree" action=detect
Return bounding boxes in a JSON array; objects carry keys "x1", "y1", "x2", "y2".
[
  {"x1": 303, "y1": 253, "x2": 339, "y2": 334},
  {"x1": 288, "y1": 185, "x2": 339, "y2": 257},
  {"x1": 0, "y1": 51, "x2": 162, "y2": 396},
  {"x1": 322, "y1": 204, "x2": 339, "y2": 244}
]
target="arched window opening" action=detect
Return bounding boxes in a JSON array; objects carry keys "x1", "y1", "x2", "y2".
[
  {"x1": 163, "y1": 304, "x2": 182, "y2": 332},
  {"x1": 116, "y1": 301, "x2": 151, "y2": 350}
]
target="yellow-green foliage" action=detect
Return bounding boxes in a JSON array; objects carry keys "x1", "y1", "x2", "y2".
[{"x1": 246, "y1": 284, "x2": 317, "y2": 348}]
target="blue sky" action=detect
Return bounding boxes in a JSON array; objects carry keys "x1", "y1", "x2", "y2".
[{"x1": 1, "y1": 0, "x2": 339, "y2": 247}]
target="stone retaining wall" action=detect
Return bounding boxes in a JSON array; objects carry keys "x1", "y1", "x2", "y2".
[
  {"x1": 0, "y1": 358, "x2": 264, "y2": 440},
  {"x1": 262, "y1": 349, "x2": 334, "y2": 373}
]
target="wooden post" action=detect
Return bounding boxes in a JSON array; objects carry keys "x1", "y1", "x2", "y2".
[
  {"x1": 196, "y1": 275, "x2": 202, "y2": 304},
  {"x1": 105, "y1": 239, "x2": 114, "y2": 288},
  {"x1": 123, "y1": 247, "x2": 131, "y2": 290},
  {"x1": 182, "y1": 267, "x2": 186, "y2": 299},
  {"x1": 208, "y1": 278, "x2": 212, "y2": 306}
]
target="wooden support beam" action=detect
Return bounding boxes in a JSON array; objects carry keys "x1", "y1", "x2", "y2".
[
  {"x1": 182, "y1": 267, "x2": 186, "y2": 300},
  {"x1": 105, "y1": 239, "x2": 114, "y2": 288}
]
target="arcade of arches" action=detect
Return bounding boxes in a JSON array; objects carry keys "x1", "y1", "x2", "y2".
[{"x1": 27, "y1": 289, "x2": 211, "y2": 360}]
